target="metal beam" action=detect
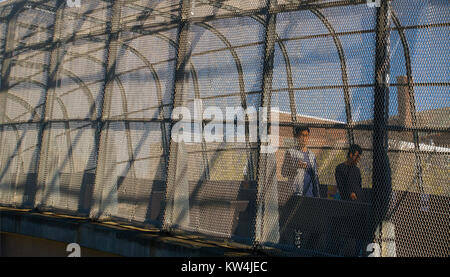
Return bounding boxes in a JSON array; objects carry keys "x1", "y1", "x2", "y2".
[
  {"x1": 163, "y1": 0, "x2": 192, "y2": 231},
  {"x1": 35, "y1": 0, "x2": 65, "y2": 210},
  {"x1": 371, "y1": 0, "x2": 393, "y2": 256},
  {"x1": 254, "y1": 0, "x2": 278, "y2": 247},
  {"x1": 90, "y1": 0, "x2": 122, "y2": 219}
]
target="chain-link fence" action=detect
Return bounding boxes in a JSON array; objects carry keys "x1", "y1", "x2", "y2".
[{"x1": 0, "y1": 0, "x2": 448, "y2": 257}]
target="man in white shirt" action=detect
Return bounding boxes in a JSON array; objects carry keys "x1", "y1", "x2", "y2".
[
  {"x1": 281, "y1": 126, "x2": 320, "y2": 198},
  {"x1": 279, "y1": 126, "x2": 321, "y2": 249}
]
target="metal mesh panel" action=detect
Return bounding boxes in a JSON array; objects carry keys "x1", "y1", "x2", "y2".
[
  {"x1": 107, "y1": 29, "x2": 177, "y2": 120},
  {"x1": 0, "y1": 124, "x2": 39, "y2": 207},
  {"x1": 163, "y1": 12, "x2": 264, "y2": 239},
  {"x1": 2, "y1": 5, "x2": 53, "y2": 124},
  {"x1": 383, "y1": 0, "x2": 450, "y2": 257},
  {"x1": 256, "y1": 2, "x2": 377, "y2": 255},
  {"x1": 47, "y1": 36, "x2": 107, "y2": 120},
  {"x1": 0, "y1": 0, "x2": 448, "y2": 257},
  {"x1": 88, "y1": 0, "x2": 180, "y2": 225},
  {"x1": 36, "y1": 122, "x2": 97, "y2": 213},
  {"x1": 90, "y1": 121, "x2": 169, "y2": 224}
]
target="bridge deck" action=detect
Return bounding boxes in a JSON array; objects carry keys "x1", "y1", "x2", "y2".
[{"x1": 0, "y1": 207, "x2": 260, "y2": 257}]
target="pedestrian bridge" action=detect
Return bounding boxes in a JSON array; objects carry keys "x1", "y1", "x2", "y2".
[{"x1": 0, "y1": 0, "x2": 449, "y2": 257}]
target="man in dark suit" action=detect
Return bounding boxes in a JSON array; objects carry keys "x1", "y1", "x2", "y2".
[{"x1": 335, "y1": 144, "x2": 363, "y2": 202}]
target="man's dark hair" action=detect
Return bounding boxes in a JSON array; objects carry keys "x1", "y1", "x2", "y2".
[
  {"x1": 347, "y1": 144, "x2": 363, "y2": 157},
  {"x1": 293, "y1": 126, "x2": 310, "y2": 137}
]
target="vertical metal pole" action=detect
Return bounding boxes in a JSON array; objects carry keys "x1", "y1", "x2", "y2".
[
  {"x1": 255, "y1": 0, "x2": 279, "y2": 247},
  {"x1": 34, "y1": 0, "x2": 64, "y2": 209},
  {"x1": 163, "y1": 0, "x2": 191, "y2": 231},
  {"x1": 100, "y1": 0, "x2": 122, "y2": 122},
  {"x1": 90, "y1": 0, "x2": 122, "y2": 219},
  {"x1": 172, "y1": 0, "x2": 191, "y2": 108},
  {"x1": 372, "y1": 0, "x2": 394, "y2": 256}
]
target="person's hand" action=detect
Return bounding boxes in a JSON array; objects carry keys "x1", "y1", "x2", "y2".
[
  {"x1": 350, "y1": 192, "x2": 357, "y2": 201},
  {"x1": 298, "y1": 160, "x2": 308, "y2": 169}
]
